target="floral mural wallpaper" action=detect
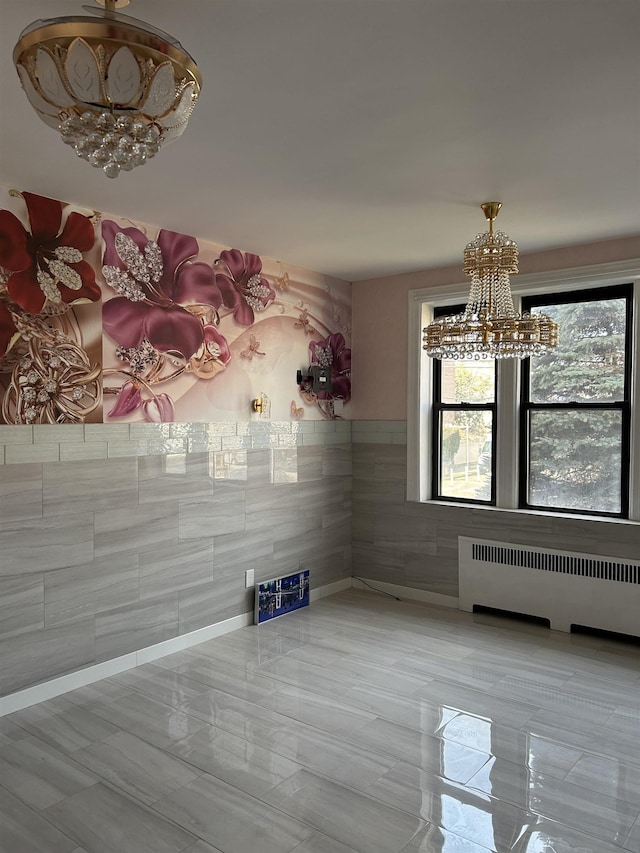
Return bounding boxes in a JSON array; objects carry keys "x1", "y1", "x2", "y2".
[{"x1": 0, "y1": 187, "x2": 351, "y2": 424}]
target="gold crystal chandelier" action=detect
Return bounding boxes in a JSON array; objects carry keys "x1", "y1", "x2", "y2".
[
  {"x1": 13, "y1": 0, "x2": 202, "y2": 178},
  {"x1": 423, "y1": 203, "x2": 559, "y2": 359}
]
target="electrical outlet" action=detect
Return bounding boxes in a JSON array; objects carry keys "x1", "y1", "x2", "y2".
[{"x1": 245, "y1": 568, "x2": 254, "y2": 588}]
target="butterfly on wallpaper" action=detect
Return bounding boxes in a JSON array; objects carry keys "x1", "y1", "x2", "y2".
[
  {"x1": 290, "y1": 400, "x2": 304, "y2": 418},
  {"x1": 275, "y1": 263, "x2": 290, "y2": 291},
  {"x1": 240, "y1": 334, "x2": 266, "y2": 360},
  {"x1": 294, "y1": 308, "x2": 316, "y2": 335}
]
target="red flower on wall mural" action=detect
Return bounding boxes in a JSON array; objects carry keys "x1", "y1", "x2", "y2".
[
  {"x1": 215, "y1": 249, "x2": 276, "y2": 326},
  {"x1": 309, "y1": 332, "x2": 351, "y2": 403},
  {"x1": 0, "y1": 192, "x2": 100, "y2": 314},
  {"x1": 102, "y1": 222, "x2": 223, "y2": 360}
]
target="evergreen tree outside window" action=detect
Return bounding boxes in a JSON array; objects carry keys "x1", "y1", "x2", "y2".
[{"x1": 520, "y1": 284, "x2": 632, "y2": 517}]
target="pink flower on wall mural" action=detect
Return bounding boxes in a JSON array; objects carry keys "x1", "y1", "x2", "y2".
[
  {"x1": 215, "y1": 249, "x2": 276, "y2": 326},
  {"x1": 101, "y1": 221, "x2": 235, "y2": 421},
  {"x1": 0, "y1": 192, "x2": 100, "y2": 314},
  {"x1": 309, "y1": 332, "x2": 351, "y2": 403},
  {"x1": 102, "y1": 222, "x2": 222, "y2": 359},
  {"x1": 108, "y1": 380, "x2": 142, "y2": 418}
]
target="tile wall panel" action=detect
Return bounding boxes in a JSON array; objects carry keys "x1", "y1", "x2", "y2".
[
  {"x1": 43, "y1": 458, "x2": 139, "y2": 517},
  {"x1": 0, "y1": 576, "x2": 44, "y2": 640},
  {"x1": 0, "y1": 514, "x2": 95, "y2": 577},
  {"x1": 177, "y1": 574, "x2": 252, "y2": 635},
  {"x1": 213, "y1": 528, "x2": 274, "y2": 575},
  {"x1": 352, "y1": 425, "x2": 640, "y2": 600},
  {"x1": 179, "y1": 492, "x2": 247, "y2": 539},
  {"x1": 94, "y1": 500, "x2": 180, "y2": 560},
  {"x1": 0, "y1": 421, "x2": 352, "y2": 697},
  {"x1": 138, "y1": 540, "x2": 214, "y2": 601},
  {"x1": 44, "y1": 556, "x2": 140, "y2": 628},
  {"x1": 95, "y1": 597, "x2": 180, "y2": 662},
  {"x1": 0, "y1": 462, "x2": 43, "y2": 523},
  {"x1": 138, "y1": 453, "x2": 214, "y2": 504},
  {"x1": 0, "y1": 620, "x2": 96, "y2": 695}
]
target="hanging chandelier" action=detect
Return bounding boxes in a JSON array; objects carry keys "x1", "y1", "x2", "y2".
[
  {"x1": 13, "y1": 0, "x2": 202, "y2": 178},
  {"x1": 423, "y1": 203, "x2": 559, "y2": 359}
]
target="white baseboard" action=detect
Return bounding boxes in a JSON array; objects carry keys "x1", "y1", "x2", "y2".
[
  {"x1": 0, "y1": 576, "x2": 352, "y2": 716},
  {"x1": 351, "y1": 576, "x2": 459, "y2": 609},
  {"x1": 0, "y1": 611, "x2": 253, "y2": 717},
  {"x1": 311, "y1": 576, "x2": 352, "y2": 601}
]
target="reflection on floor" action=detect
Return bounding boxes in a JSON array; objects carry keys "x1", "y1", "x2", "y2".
[{"x1": 1, "y1": 589, "x2": 639, "y2": 853}]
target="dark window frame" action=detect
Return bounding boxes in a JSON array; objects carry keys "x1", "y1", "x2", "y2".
[
  {"x1": 431, "y1": 304, "x2": 498, "y2": 505},
  {"x1": 519, "y1": 283, "x2": 633, "y2": 518}
]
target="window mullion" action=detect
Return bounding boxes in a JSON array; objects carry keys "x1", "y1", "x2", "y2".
[{"x1": 496, "y1": 358, "x2": 519, "y2": 509}]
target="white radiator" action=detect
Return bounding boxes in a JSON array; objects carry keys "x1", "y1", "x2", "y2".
[{"x1": 458, "y1": 536, "x2": 640, "y2": 636}]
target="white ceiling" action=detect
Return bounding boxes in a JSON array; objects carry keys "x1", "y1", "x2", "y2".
[{"x1": 1, "y1": 0, "x2": 639, "y2": 282}]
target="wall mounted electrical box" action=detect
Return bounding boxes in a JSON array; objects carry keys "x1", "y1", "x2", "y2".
[{"x1": 296, "y1": 365, "x2": 332, "y2": 393}]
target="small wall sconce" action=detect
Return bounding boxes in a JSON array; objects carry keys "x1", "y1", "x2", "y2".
[{"x1": 251, "y1": 393, "x2": 271, "y2": 418}]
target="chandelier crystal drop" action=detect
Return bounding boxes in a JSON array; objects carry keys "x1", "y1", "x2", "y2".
[
  {"x1": 13, "y1": 0, "x2": 202, "y2": 178},
  {"x1": 423, "y1": 203, "x2": 559, "y2": 359}
]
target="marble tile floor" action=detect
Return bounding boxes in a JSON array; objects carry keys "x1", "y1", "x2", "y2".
[{"x1": 1, "y1": 589, "x2": 639, "y2": 853}]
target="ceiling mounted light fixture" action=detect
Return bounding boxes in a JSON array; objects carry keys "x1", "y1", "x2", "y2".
[
  {"x1": 423, "y1": 203, "x2": 559, "y2": 360},
  {"x1": 13, "y1": 0, "x2": 202, "y2": 178}
]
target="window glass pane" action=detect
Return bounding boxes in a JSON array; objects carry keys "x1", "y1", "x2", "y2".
[
  {"x1": 440, "y1": 359, "x2": 495, "y2": 404},
  {"x1": 528, "y1": 410, "x2": 622, "y2": 513},
  {"x1": 529, "y1": 298, "x2": 627, "y2": 403},
  {"x1": 439, "y1": 410, "x2": 492, "y2": 501}
]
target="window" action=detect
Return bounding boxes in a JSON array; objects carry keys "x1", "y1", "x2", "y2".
[
  {"x1": 431, "y1": 306, "x2": 496, "y2": 504},
  {"x1": 520, "y1": 285, "x2": 632, "y2": 517},
  {"x1": 409, "y1": 265, "x2": 639, "y2": 521}
]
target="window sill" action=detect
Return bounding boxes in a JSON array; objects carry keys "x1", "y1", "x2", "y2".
[{"x1": 421, "y1": 499, "x2": 640, "y2": 526}]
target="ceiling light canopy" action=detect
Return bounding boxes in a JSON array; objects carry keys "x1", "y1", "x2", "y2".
[
  {"x1": 13, "y1": 0, "x2": 202, "y2": 178},
  {"x1": 423, "y1": 203, "x2": 559, "y2": 360}
]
